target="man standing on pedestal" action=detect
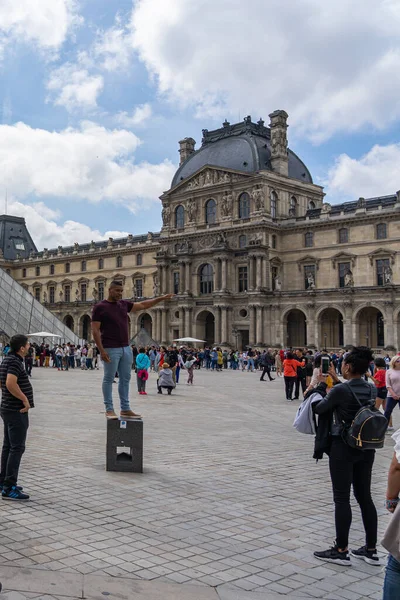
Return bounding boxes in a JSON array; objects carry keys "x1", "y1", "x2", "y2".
[{"x1": 91, "y1": 281, "x2": 173, "y2": 419}]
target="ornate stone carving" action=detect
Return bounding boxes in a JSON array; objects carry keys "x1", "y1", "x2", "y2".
[
  {"x1": 384, "y1": 265, "x2": 393, "y2": 284},
  {"x1": 252, "y1": 186, "x2": 264, "y2": 212},
  {"x1": 89, "y1": 240, "x2": 96, "y2": 252},
  {"x1": 321, "y1": 203, "x2": 331, "y2": 214},
  {"x1": 344, "y1": 270, "x2": 354, "y2": 287},
  {"x1": 187, "y1": 198, "x2": 197, "y2": 222},
  {"x1": 152, "y1": 274, "x2": 159, "y2": 296},
  {"x1": 162, "y1": 205, "x2": 171, "y2": 227},
  {"x1": 274, "y1": 276, "x2": 281, "y2": 291},
  {"x1": 221, "y1": 192, "x2": 233, "y2": 217},
  {"x1": 357, "y1": 197, "x2": 366, "y2": 209},
  {"x1": 57, "y1": 246, "x2": 63, "y2": 256},
  {"x1": 107, "y1": 237, "x2": 113, "y2": 248},
  {"x1": 307, "y1": 273, "x2": 315, "y2": 289}
]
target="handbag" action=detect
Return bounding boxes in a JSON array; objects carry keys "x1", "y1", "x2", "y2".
[
  {"x1": 137, "y1": 369, "x2": 149, "y2": 381},
  {"x1": 382, "y1": 504, "x2": 400, "y2": 563}
]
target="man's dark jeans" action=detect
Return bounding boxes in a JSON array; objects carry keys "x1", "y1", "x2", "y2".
[
  {"x1": 294, "y1": 377, "x2": 307, "y2": 398},
  {"x1": 0, "y1": 411, "x2": 29, "y2": 489},
  {"x1": 260, "y1": 365, "x2": 274, "y2": 381}
]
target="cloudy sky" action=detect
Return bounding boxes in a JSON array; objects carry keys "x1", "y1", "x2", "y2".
[{"x1": 0, "y1": 0, "x2": 399, "y2": 249}]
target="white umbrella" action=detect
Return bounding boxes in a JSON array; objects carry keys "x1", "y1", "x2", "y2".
[
  {"x1": 173, "y1": 337, "x2": 206, "y2": 343},
  {"x1": 28, "y1": 331, "x2": 61, "y2": 338}
]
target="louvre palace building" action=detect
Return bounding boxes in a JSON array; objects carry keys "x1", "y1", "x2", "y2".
[{"x1": 1, "y1": 109, "x2": 400, "y2": 351}]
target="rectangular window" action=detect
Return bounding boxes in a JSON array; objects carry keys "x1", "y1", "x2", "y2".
[
  {"x1": 135, "y1": 279, "x2": 143, "y2": 298},
  {"x1": 98, "y1": 281, "x2": 104, "y2": 301},
  {"x1": 377, "y1": 223, "x2": 387, "y2": 240},
  {"x1": 49, "y1": 286, "x2": 55, "y2": 303},
  {"x1": 81, "y1": 284, "x2": 87, "y2": 302},
  {"x1": 339, "y1": 228, "x2": 348, "y2": 244},
  {"x1": 238, "y1": 266, "x2": 248, "y2": 292},
  {"x1": 338, "y1": 262, "x2": 351, "y2": 288},
  {"x1": 305, "y1": 232, "x2": 313, "y2": 248},
  {"x1": 376, "y1": 258, "x2": 390, "y2": 286},
  {"x1": 35, "y1": 266, "x2": 40, "y2": 276},
  {"x1": 173, "y1": 272, "x2": 180, "y2": 295},
  {"x1": 34, "y1": 287, "x2": 41, "y2": 302},
  {"x1": 64, "y1": 285, "x2": 71, "y2": 302},
  {"x1": 304, "y1": 265, "x2": 316, "y2": 289}
]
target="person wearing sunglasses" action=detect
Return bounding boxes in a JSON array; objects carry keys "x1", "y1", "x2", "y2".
[{"x1": 384, "y1": 356, "x2": 400, "y2": 427}]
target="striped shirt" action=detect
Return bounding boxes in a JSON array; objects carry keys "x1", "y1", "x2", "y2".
[{"x1": 0, "y1": 353, "x2": 34, "y2": 411}]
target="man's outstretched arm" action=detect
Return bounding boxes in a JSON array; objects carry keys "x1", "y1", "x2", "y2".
[{"x1": 131, "y1": 294, "x2": 174, "y2": 313}]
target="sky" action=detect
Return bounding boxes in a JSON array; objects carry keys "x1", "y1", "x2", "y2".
[{"x1": 0, "y1": 0, "x2": 399, "y2": 249}]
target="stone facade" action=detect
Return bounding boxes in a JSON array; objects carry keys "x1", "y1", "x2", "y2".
[{"x1": 2, "y1": 111, "x2": 400, "y2": 351}]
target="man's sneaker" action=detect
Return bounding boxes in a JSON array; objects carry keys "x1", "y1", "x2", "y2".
[
  {"x1": 105, "y1": 410, "x2": 118, "y2": 419},
  {"x1": 350, "y1": 546, "x2": 381, "y2": 565},
  {"x1": 2, "y1": 486, "x2": 30, "y2": 501},
  {"x1": 120, "y1": 410, "x2": 142, "y2": 419},
  {"x1": 314, "y1": 545, "x2": 351, "y2": 566},
  {"x1": 0, "y1": 484, "x2": 23, "y2": 492}
]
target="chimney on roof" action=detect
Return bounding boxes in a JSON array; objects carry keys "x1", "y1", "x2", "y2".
[
  {"x1": 178, "y1": 137, "x2": 196, "y2": 166},
  {"x1": 269, "y1": 110, "x2": 289, "y2": 177}
]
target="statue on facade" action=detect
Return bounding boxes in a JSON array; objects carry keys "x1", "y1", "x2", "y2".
[
  {"x1": 384, "y1": 265, "x2": 393, "y2": 284},
  {"x1": 271, "y1": 129, "x2": 287, "y2": 157},
  {"x1": 92, "y1": 288, "x2": 98, "y2": 300},
  {"x1": 221, "y1": 192, "x2": 233, "y2": 217},
  {"x1": 204, "y1": 170, "x2": 212, "y2": 185},
  {"x1": 59, "y1": 290, "x2": 63, "y2": 301},
  {"x1": 43, "y1": 291, "x2": 47, "y2": 303},
  {"x1": 187, "y1": 198, "x2": 197, "y2": 222},
  {"x1": 252, "y1": 187, "x2": 264, "y2": 211},
  {"x1": 275, "y1": 276, "x2": 282, "y2": 291},
  {"x1": 75, "y1": 288, "x2": 79, "y2": 301},
  {"x1": 153, "y1": 274, "x2": 159, "y2": 296},
  {"x1": 162, "y1": 205, "x2": 171, "y2": 226},
  {"x1": 344, "y1": 269, "x2": 354, "y2": 287},
  {"x1": 307, "y1": 273, "x2": 315, "y2": 289}
]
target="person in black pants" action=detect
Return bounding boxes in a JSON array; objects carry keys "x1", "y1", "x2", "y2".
[
  {"x1": 0, "y1": 334, "x2": 34, "y2": 501},
  {"x1": 260, "y1": 349, "x2": 275, "y2": 382},
  {"x1": 313, "y1": 347, "x2": 381, "y2": 566},
  {"x1": 293, "y1": 348, "x2": 307, "y2": 399}
]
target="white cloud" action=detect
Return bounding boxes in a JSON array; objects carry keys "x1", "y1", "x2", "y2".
[
  {"x1": 115, "y1": 103, "x2": 152, "y2": 127},
  {"x1": 0, "y1": 0, "x2": 81, "y2": 55},
  {"x1": 7, "y1": 198, "x2": 129, "y2": 249},
  {"x1": 0, "y1": 121, "x2": 176, "y2": 212},
  {"x1": 46, "y1": 63, "x2": 104, "y2": 112},
  {"x1": 93, "y1": 20, "x2": 133, "y2": 71},
  {"x1": 326, "y1": 143, "x2": 400, "y2": 200},
  {"x1": 130, "y1": 0, "x2": 400, "y2": 141}
]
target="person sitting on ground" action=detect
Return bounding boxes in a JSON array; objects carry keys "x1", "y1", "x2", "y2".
[{"x1": 157, "y1": 362, "x2": 175, "y2": 395}]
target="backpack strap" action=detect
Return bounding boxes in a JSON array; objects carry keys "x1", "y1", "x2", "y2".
[{"x1": 346, "y1": 382, "x2": 373, "y2": 407}]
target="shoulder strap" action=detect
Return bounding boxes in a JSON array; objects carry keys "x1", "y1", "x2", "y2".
[{"x1": 346, "y1": 381, "x2": 373, "y2": 407}]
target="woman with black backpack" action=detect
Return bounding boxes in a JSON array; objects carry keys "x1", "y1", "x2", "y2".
[{"x1": 313, "y1": 347, "x2": 382, "y2": 566}]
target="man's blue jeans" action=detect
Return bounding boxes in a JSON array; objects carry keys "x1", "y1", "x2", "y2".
[
  {"x1": 211, "y1": 359, "x2": 217, "y2": 370},
  {"x1": 247, "y1": 358, "x2": 255, "y2": 371},
  {"x1": 102, "y1": 347, "x2": 133, "y2": 411},
  {"x1": 383, "y1": 554, "x2": 400, "y2": 599}
]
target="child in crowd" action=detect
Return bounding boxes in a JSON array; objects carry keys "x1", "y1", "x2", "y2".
[
  {"x1": 185, "y1": 355, "x2": 196, "y2": 385},
  {"x1": 367, "y1": 356, "x2": 393, "y2": 430},
  {"x1": 157, "y1": 362, "x2": 175, "y2": 395}
]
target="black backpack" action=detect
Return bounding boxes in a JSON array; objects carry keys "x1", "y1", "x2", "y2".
[{"x1": 342, "y1": 384, "x2": 388, "y2": 450}]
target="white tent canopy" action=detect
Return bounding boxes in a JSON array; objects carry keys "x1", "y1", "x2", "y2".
[{"x1": 173, "y1": 337, "x2": 206, "y2": 343}]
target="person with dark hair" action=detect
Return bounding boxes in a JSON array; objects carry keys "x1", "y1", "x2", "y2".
[
  {"x1": 0, "y1": 334, "x2": 33, "y2": 501},
  {"x1": 91, "y1": 280, "x2": 173, "y2": 419},
  {"x1": 313, "y1": 346, "x2": 381, "y2": 566},
  {"x1": 136, "y1": 347, "x2": 150, "y2": 395},
  {"x1": 283, "y1": 352, "x2": 305, "y2": 401},
  {"x1": 367, "y1": 357, "x2": 393, "y2": 429}
]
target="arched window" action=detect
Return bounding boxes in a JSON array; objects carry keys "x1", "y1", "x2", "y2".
[
  {"x1": 338, "y1": 228, "x2": 349, "y2": 244},
  {"x1": 98, "y1": 258, "x2": 104, "y2": 269},
  {"x1": 304, "y1": 232, "x2": 314, "y2": 248},
  {"x1": 116, "y1": 255, "x2": 123, "y2": 268},
  {"x1": 81, "y1": 260, "x2": 87, "y2": 272},
  {"x1": 308, "y1": 199, "x2": 316, "y2": 210},
  {"x1": 136, "y1": 253, "x2": 143, "y2": 266},
  {"x1": 271, "y1": 234, "x2": 277, "y2": 249},
  {"x1": 238, "y1": 192, "x2": 250, "y2": 219},
  {"x1": 175, "y1": 205, "x2": 184, "y2": 229},
  {"x1": 270, "y1": 190, "x2": 277, "y2": 219},
  {"x1": 289, "y1": 196, "x2": 297, "y2": 217},
  {"x1": 50, "y1": 264, "x2": 55, "y2": 275},
  {"x1": 205, "y1": 199, "x2": 217, "y2": 224},
  {"x1": 376, "y1": 223, "x2": 387, "y2": 240},
  {"x1": 65, "y1": 262, "x2": 70, "y2": 274},
  {"x1": 199, "y1": 264, "x2": 214, "y2": 295},
  {"x1": 238, "y1": 234, "x2": 247, "y2": 249},
  {"x1": 35, "y1": 266, "x2": 40, "y2": 276}
]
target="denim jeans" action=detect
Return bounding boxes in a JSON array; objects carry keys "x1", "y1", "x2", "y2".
[
  {"x1": 247, "y1": 358, "x2": 255, "y2": 371},
  {"x1": 211, "y1": 359, "x2": 217, "y2": 370},
  {"x1": 383, "y1": 555, "x2": 400, "y2": 600},
  {"x1": 102, "y1": 346, "x2": 133, "y2": 411},
  {"x1": 384, "y1": 396, "x2": 400, "y2": 422},
  {"x1": 56, "y1": 355, "x2": 63, "y2": 369},
  {"x1": 0, "y1": 411, "x2": 29, "y2": 488}
]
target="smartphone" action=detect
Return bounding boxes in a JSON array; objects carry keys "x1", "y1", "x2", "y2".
[{"x1": 321, "y1": 356, "x2": 330, "y2": 375}]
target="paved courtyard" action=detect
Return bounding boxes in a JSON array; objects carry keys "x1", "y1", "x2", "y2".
[{"x1": 0, "y1": 366, "x2": 396, "y2": 600}]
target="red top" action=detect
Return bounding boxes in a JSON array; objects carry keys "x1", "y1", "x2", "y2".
[{"x1": 374, "y1": 369, "x2": 386, "y2": 388}]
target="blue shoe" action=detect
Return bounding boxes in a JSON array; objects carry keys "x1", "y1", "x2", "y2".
[
  {"x1": 0, "y1": 484, "x2": 23, "y2": 492},
  {"x1": 2, "y1": 486, "x2": 29, "y2": 501}
]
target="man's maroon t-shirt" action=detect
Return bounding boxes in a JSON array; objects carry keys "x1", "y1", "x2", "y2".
[{"x1": 92, "y1": 300, "x2": 133, "y2": 348}]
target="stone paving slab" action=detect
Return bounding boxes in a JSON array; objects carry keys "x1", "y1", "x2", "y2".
[{"x1": 0, "y1": 368, "x2": 395, "y2": 599}]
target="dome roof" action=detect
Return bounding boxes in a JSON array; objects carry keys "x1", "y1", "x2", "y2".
[{"x1": 171, "y1": 117, "x2": 312, "y2": 188}]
